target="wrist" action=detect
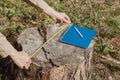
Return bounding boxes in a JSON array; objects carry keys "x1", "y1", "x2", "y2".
[
  {"x1": 44, "y1": 8, "x2": 58, "y2": 17},
  {"x1": 9, "y1": 50, "x2": 18, "y2": 57}
]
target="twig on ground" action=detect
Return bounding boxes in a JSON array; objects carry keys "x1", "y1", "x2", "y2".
[{"x1": 101, "y1": 55, "x2": 120, "y2": 65}]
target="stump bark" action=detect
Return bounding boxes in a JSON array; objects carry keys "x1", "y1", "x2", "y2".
[{"x1": 17, "y1": 23, "x2": 94, "y2": 80}]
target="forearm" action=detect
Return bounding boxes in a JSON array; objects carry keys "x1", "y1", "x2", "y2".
[
  {"x1": 0, "y1": 33, "x2": 16, "y2": 58},
  {"x1": 24, "y1": 0, "x2": 57, "y2": 16},
  {"x1": 24, "y1": 0, "x2": 71, "y2": 24}
]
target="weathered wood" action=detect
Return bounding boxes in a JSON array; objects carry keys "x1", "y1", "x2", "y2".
[{"x1": 17, "y1": 23, "x2": 94, "y2": 80}]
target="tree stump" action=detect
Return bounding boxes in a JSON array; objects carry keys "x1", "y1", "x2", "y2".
[{"x1": 17, "y1": 23, "x2": 94, "y2": 80}]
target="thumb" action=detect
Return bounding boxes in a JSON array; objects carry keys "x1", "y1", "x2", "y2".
[{"x1": 52, "y1": 17, "x2": 57, "y2": 22}]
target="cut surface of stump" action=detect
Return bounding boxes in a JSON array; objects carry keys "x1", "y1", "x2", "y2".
[{"x1": 17, "y1": 23, "x2": 94, "y2": 80}]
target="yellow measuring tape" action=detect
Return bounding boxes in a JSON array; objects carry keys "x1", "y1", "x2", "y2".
[{"x1": 30, "y1": 24, "x2": 69, "y2": 58}]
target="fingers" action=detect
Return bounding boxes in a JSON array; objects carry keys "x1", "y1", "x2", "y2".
[
  {"x1": 52, "y1": 17, "x2": 57, "y2": 22},
  {"x1": 19, "y1": 51, "x2": 32, "y2": 70},
  {"x1": 63, "y1": 13, "x2": 71, "y2": 24},
  {"x1": 51, "y1": 12, "x2": 71, "y2": 24},
  {"x1": 59, "y1": 13, "x2": 71, "y2": 24},
  {"x1": 25, "y1": 63, "x2": 29, "y2": 69},
  {"x1": 20, "y1": 62, "x2": 31, "y2": 70},
  {"x1": 63, "y1": 18, "x2": 70, "y2": 24},
  {"x1": 25, "y1": 59, "x2": 32, "y2": 69},
  {"x1": 21, "y1": 51, "x2": 32, "y2": 69},
  {"x1": 18, "y1": 61, "x2": 31, "y2": 70}
]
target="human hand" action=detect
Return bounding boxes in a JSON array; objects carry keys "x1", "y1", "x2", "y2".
[
  {"x1": 50, "y1": 12, "x2": 71, "y2": 24},
  {"x1": 9, "y1": 51, "x2": 32, "y2": 69}
]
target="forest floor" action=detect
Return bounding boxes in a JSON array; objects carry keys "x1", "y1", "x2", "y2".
[{"x1": 0, "y1": 0, "x2": 120, "y2": 80}]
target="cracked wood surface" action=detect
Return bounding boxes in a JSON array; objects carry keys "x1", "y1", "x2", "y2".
[{"x1": 17, "y1": 23, "x2": 94, "y2": 80}]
